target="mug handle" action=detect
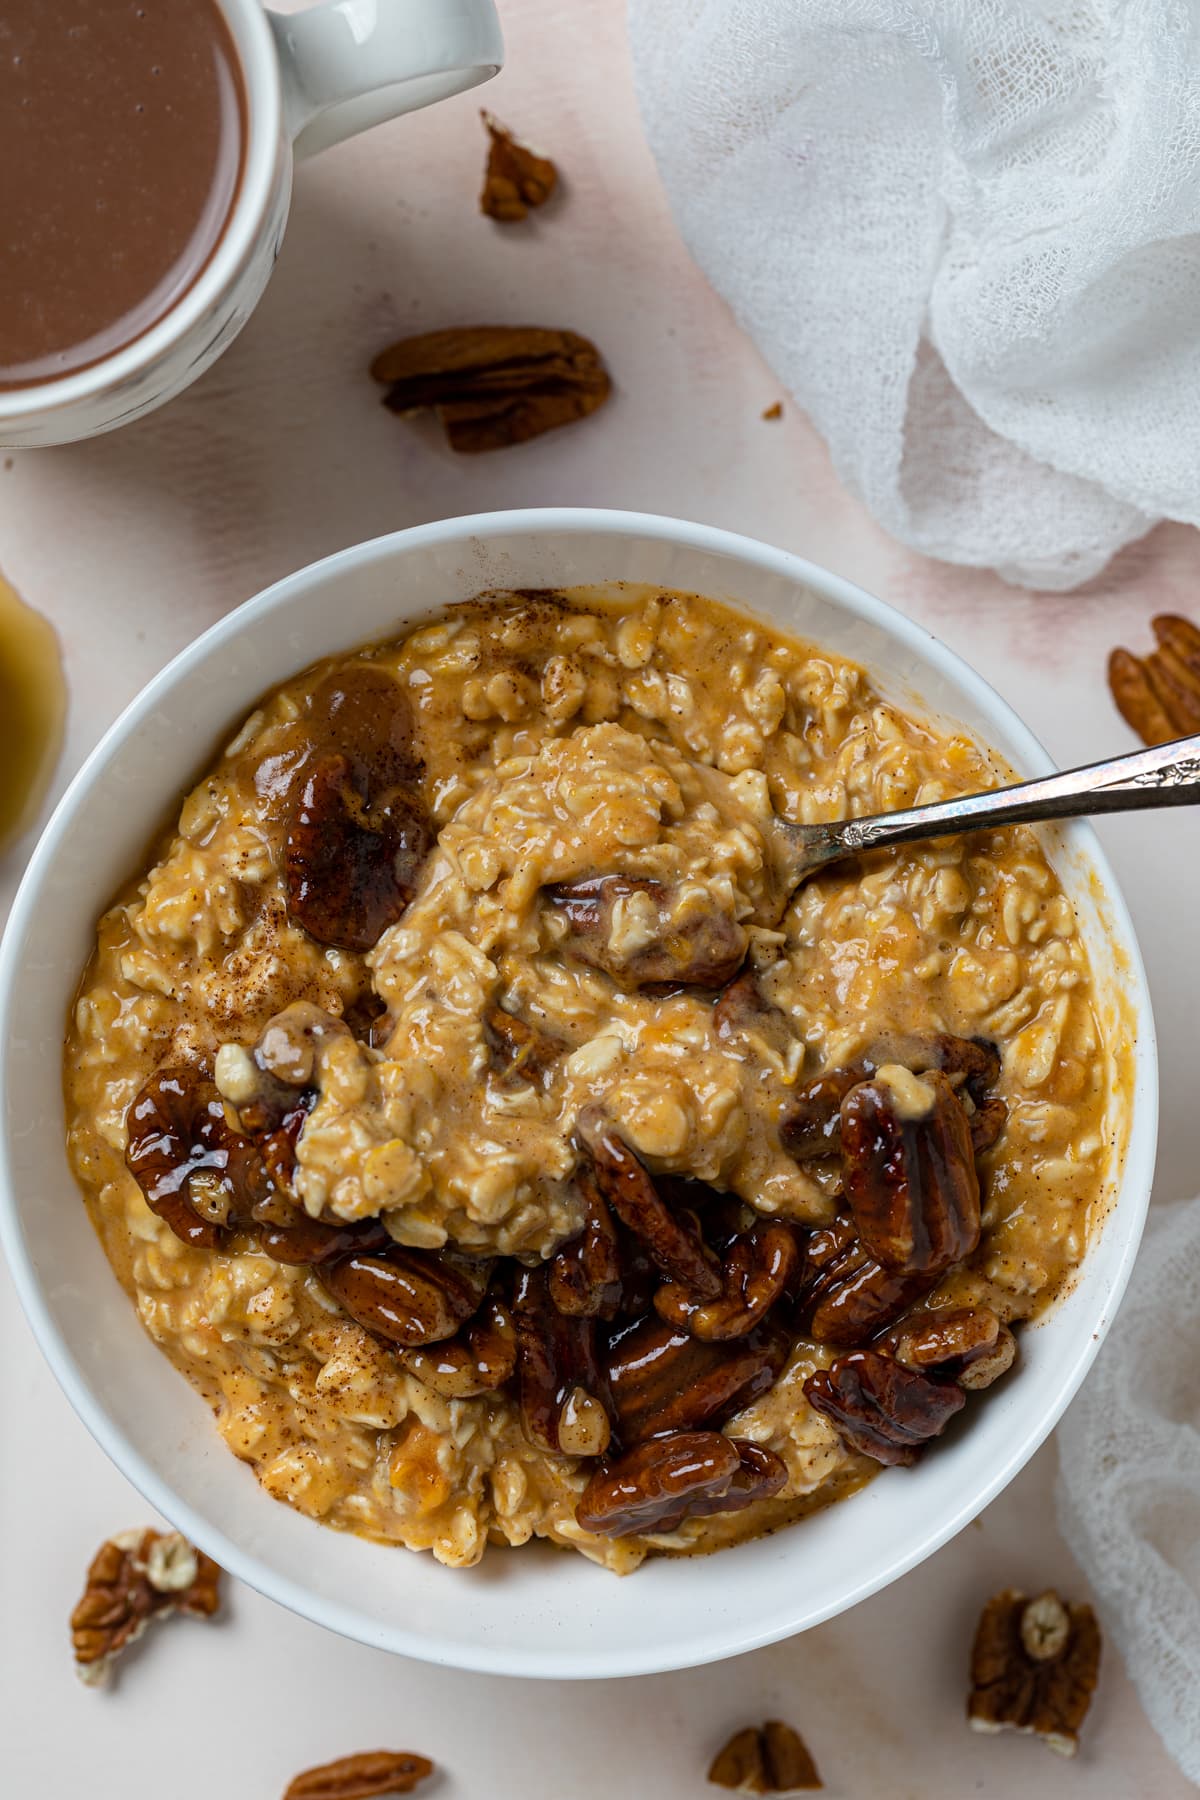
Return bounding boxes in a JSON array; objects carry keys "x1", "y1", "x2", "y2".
[{"x1": 269, "y1": 0, "x2": 504, "y2": 162}]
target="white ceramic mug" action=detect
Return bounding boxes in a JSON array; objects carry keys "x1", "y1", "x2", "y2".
[{"x1": 0, "y1": 0, "x2": 503, "y2": 449}]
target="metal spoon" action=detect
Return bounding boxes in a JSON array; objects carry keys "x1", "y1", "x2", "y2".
[{"x1": 776, "y1": 731, "x2": 1200, "y2": 888}]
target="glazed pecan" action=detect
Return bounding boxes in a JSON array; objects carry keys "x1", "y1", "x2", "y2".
[
  {"x1": 800, "y1": 1215, "x2": 935, "y2": 1346},
  {"x1": 371, "y1": 326, "x2": 611, "y2": 453},
  {"x1": 549, "y1": 1165, "x2": 623, "y2": 1319},
  {"x1": 656, "y1": 1220, "x2": 801, "y2": 1340},
  {"x1": 576, "y1": 1108, "x2": 722, "y2": 1298},
  {"x1": 548, "y1": 874, "x2": 748, "y2": 991},
  {"x1": 319, "y1": 1247, "x2": 492, "y2": 1347},
  {"x1": 484, "y1": 1003, "x2": 564, "y2": 1085},
  {"x1": 604, "y1": 1312, "x2": 792, "y2": 1445},
  {"x1": 308, "y1": 663, "x2": 422, "y2": 793},
  {"x1": 784, "y1": 1033, "x2": 1004, "y2": 1161},
  {"x1": 480, "y1": 111, "x2": 557, "y2": 221},
  {"x1": 887, "y1": 1305, "x2": 1017, "y2": 1391},
  {"x1": 840, "y1": 1067, "x2": 980, "y2": 1275},
  {"x1": 712, "y1": 966, "x2": 797, "y2": 1060},
  {"x1": 285, "y1": 753, "x2": 431, "y2": 952},
  {"x1": 70, "y1": 1528, "x2": 221, "y2": 1686},
  {"x1": 576, "y1": 1432, "x2": 785, "y2": 1538},
  {"x1": 803, "y1": 1348, "x2": 965, "y2": 1466},
  {"x1": 708, "y1": 1721, "x2": 822, "y2": 1793},
  {"x1": 968, "y1": 1588, "x2": 1102, "y2": 1756},
  {"x1": 781, "y1": 1063, "x2": 872, "y2": 1160},
  {"x1": 257, "y1": 1212, "x2": 390, "y2": 1268},
  {"x1": 1109, "y1": 613, "x2": 1200, "y2": 745},
  {"x1": 125, "y1": 1066, "x2": 271, "y2": 1250},
  {"x1": 970, "y1": 1096, "x2": 1009, "y2": 1156},
  {"x1": 282, "y1": 1750, "x2": 434, "y2": 1799},
  {"x1": 513, "y1": 1264, "x2": 611, "y2": 1454},
  {"x1": 403, "y1": 1294, "x2": 517, "y2": 1398}
]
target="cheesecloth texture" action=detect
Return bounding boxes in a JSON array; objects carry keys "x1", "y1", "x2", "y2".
[
  {"x1": 1057, "y1": 1197, "x2": 1200, "y2": 1783},
  {"x1": 628, "y1": 0, "x2": 1200, "y2": 590}
]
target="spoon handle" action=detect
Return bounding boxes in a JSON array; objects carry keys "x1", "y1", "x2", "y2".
[{"x1": 801, "y1": 731, "x2": 1200, "y2": 869}]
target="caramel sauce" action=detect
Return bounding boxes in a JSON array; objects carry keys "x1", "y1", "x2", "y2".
[{"x1": 0, "y1": 571, "x2": 66, "y2": 853}]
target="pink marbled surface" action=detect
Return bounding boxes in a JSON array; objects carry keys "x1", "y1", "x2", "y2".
[{"x1": 1, "y1": 3, "x2": 1197, "y2": 1795}]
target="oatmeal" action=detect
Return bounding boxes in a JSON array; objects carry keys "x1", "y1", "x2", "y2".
[{"x1": 64, "y1": 589, "x2": 1125, "y2": 1572}]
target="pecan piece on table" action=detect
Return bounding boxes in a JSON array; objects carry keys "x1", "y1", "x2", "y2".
[
  {"x1": 656, "y1": 1220, "x2": 801, "y2": 1340},
  {"x1": 604, "y1": 1312, "x2": 792, "y2": 1445},
  {"x1": 319, "y1": 1246, "x2": 492, "y2": 1348},
  {"x1": 403, "y1": 1294, "x2": 517, "y2": 1399},
  {"x1": 514, "y1": 1264, "x2": 612, "y2": 1455},
  {"x1": 549, "y1": 1164, "x2": 623, "y2": 1319},
  {"x1": 70, "y1": 1528, "x2": 222, "y2": 1687},
  {"x1": 370, "y1": 325, "x2": 611, "y2": 453},
  {"x1": 887, "y1": 1305, "x2": 1017, "y2": 1391},
  {"x1": 803, "y1": 1347, "x2": 965, "y2": 1466},
  {"x1": 1109, "y1": 613, "x2": 1200, "y2": 745},
  {"x1": 708, "y1": 1720, "x2": 822, "y2": 1793},
  {"x1": 799, "y1": 1215, "x2": 935, "y2": 1346},
  {"x1": 547, "y1": 874, "x2": 747, "y2": 991},
  {"x1": 484, "y1": 1002, "x2": 564, "y2": 1085},
  {"x1": 968, "y1": 1588, "x2": 1102, "y2": 1757},
  {"x1": 285, "y1": 753, "x2": 431, "y2": 952},
  {"x1": 576, "y1": 1108, "x2": 722, "y2": 1298},
  {"x1": 125, "y1": 1066, "x2": 272, "y2": 1250},
  {"x1": 840, "y1": 1066, "x2": 981, "y2": 1275},
  {"x1": 576, "y1": 1432, "x2": 785, "y2": 1538},
  {"x1": 480, "y1": 111, "x2": 557, "y2": 221},
  {"x1": 282, "y1": 1749, "x2": 434, "y2": 1800}
]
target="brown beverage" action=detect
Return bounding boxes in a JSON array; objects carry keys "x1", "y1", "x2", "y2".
[{"x1": 0, "y1": 1, "x2": 245, "y2": 390}]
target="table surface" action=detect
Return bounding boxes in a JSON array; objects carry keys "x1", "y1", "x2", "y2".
[{"x1": 2, "y1": 4, "x2": 1197, "y2": 1795}]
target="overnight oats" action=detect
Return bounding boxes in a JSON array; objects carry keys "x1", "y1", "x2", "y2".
[{"x1": 64, "y1": 589, "x2": 1125, "y2": 1573}]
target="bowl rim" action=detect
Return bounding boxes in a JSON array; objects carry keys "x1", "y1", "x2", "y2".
[{"x1": 0, "y1": 507, "x2": 1158, "y2": 1677}]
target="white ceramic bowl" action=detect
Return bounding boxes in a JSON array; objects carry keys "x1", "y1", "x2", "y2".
[{"x1": 0, "y1": 510, "x2": 1156, "y2": 1678}]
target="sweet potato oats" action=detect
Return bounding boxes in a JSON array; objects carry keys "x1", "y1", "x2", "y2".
[{"x1": 64, "y1": 589, "x2": 1124, "y2": 1571}]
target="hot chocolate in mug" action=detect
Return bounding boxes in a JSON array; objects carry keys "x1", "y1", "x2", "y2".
[{"x1": 0, "y1": 0, "x2": 503, "y2": 447}]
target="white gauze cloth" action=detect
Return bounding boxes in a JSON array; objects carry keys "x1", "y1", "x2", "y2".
[
  {"x1": 1057, "y1": 1196, "x2": 1200, "y2": 1783},
  {"x1": 629, "y1": 0, "x2": 1200, "y2": 590}
]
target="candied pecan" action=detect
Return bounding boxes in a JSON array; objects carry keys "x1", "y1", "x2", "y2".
[
  {"x1": 712, "y1": 966, "x2": 797, "y2": 1059},
  {"x1": 968, "y1": 1588, "x2": 1102, "y2": 1756},
  {"x1": 256, "y1": 1213, "x2": 390, "y2": 1268},
  {"x1": 125, "y1": 1066, "x2": 271, "y2": 1250},
  {"x1": 781, "y1": 1063, "x2": 871, "y2": 1160},
  {"x1": 708, "y1": 1721, "x2": 822, "y2": 1793},
  {"x1": 282, "y1": 1750, "x2": 434, "y2": 1799},
  {"x1": 319, "y1": 1247, "x2": 492, "y2": 1347},
  {"x1": 513, "y1": 1264, "x2": 612, "y2": 1454},
  {"x1": 1110, "y1": 613, "x2": 1200, "y2": 745},
  {"x1": 576, "y1": 1108, "x2": 722, "y2": 1298},
  {"x1": 970, "y1": 1095, "x2": 1008, "y2": 1156},
  {"x1": 403, "y1": 1294, "x2": 516, "y2": 1398},
  {"x1": 840, "y1": 1067, "x2": 980, "y2": 1275},
  {"x1": 484, "y1": 1002, "x2": 564, "y2": 1084},
  {"x1": 549, "y1": 1165, "x2": 623, "y2": 1319},
  {"x1": 800, "y1": 1215, "x2": 935, "y2": 1346},
  {"x1": 887, "y1": 1305, "x2": 1017, "y2": 1391},
  {"x1": 604, "y1": 1312, "x2": 791, "y2": 1445},
  {"x1": 70, "y1": 1528, "x2": 221, "y2": 1686},
  {"x1": 656, "y1": 1220, "x2": 801, "y2": 1340},
  {"x1": 804, "y1": 1348, "x2": 965, "y2": 1465},
  {"x1": 371, "y1": 326, "x2": 610, "y2": 453},
  {"x1": 309, "y1": 663, "x2": 422, "y2": 791},
  {"x1": 285, "y1": 753, "x2": 431, "y2": 952},
  {"x1": 576, "y1": 1432, "x2": 784, "y2": 1538},
  {"x1": 480, "y1": 111, "x2": 557, "y2": 221},
  {"x1": 547, "y1": 874, "x2": 747, "y2": 990}
]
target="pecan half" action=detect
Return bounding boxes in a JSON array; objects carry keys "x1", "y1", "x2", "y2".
[
  {"x1": 708, "y1": 1721, "x2": 822, "y2": 1793},
  {"x1": 70, "y1": 1529, "x2": 222, "y2": 1686},
  {"x1": 800, "y1": 1215, "x2": 935, "y2": 1346},
  {"x1": 256, "y1": 1213, "x2": 391, "y2": 1268},
  {"x1": 712, "y1": 966, "x2": 797, "y2": 1059},
  {"x1": 576, "y1": 1432, "x2": 784, "y2": 1538},
  {"x1": 547, "y1": 874, "x2": 747, "y2": 991},
  {"x1": 656, "y1": 1220, "x2": 801, "y2": 1340},
  {"x1": 480, "y1": 111, "x2": 557, "y2": 221},
  {"x1": 285, "y1": 753, "x2": 431, "y2": 951},
  {"x1": 484, "y1": 1003, "x2": 564, "y2": 1085},
  {"x1": 371, "y1": 326, "x2": 611, "y2": 454},
  {"x1": 887, "y1": 1305, "x2": 1017, "y2": 1391},
  {"x1": 282, "y1": 1750, "x2": 434, "y2": 1800},
  {"x1": 549, "y1": 1165, "x2": 623, "y2": 1319},
  {"x1": 840, "y1": 1067, "x2": 981, "y2": 1275},
  {"x1": 513, "y1": 1264, "x2": 611, "y2": 1454},
  {"x1": 968, "y1": 1588, "x2": 1102, "y2": 1756},
  {"x1": 576, "y1": 1108, "x2": 722, "y2": 1298},
  {"x1": 125, "y1": 1067, "x2": 271, "y2": 1250},
  {"x1": 604, "y1": 1312, "x2": 792, "y2": 1445},
  {"x1": 403, "y1": 1294, "x2": 517, "y2": 1398},
  {"x1": 803, "y1": 1348, "x2": 965, "y2": 1465},
  {"x1": 319, "y1": 1247, "x2": 492, "y2": 1347},
  {"x1": 1109, "y1": 613, "x2": 1200, "y2": 745},
  {"x1": 781, "y1": 1063, "x2": 872, "y2": 1160}
]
